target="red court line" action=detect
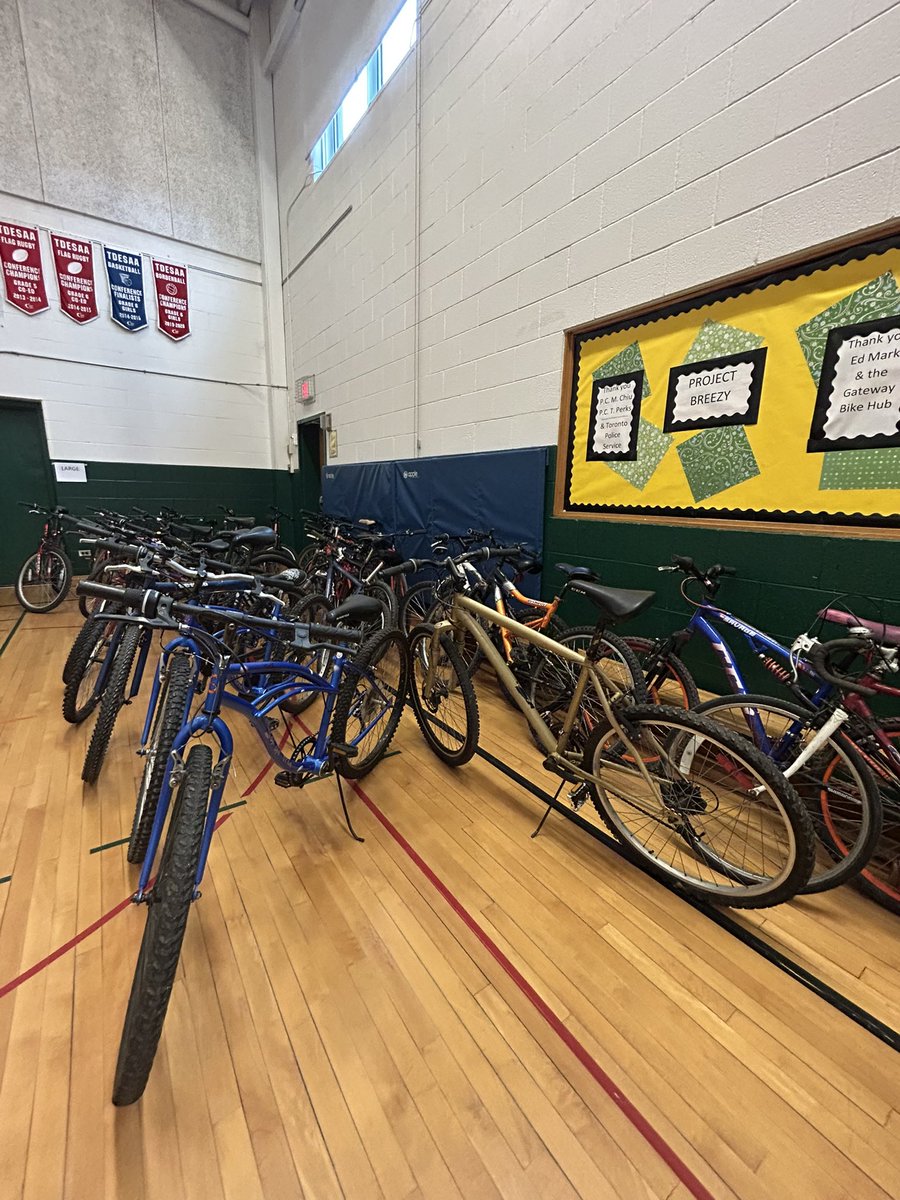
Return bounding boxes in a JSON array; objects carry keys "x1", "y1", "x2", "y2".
[
  {"x1": 0, "y1": 718, "x2": 297, "y2": 999},
  {"x1": 347, "y1": 773, "x2": 718, "y2": 1200},
  {"x1": 0, "y1": 810, "x2": 234, "y2": 1002}
]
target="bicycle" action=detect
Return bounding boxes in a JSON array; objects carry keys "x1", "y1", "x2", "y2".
[
  {"x1": 618, "y1": 557, "x2": 884, "y2": 893},
  {"x1": 76, "y1": 577, "x2": 408, "y2": 1105},
  {"x1": 14, "y1": 502, "x2": 104, "y2": 613},
  {"x1": 408, "y1": 576, "x2": 816, "y2": 909}
]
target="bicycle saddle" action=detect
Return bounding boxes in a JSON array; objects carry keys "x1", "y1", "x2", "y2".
[
  {"x1": 556, "y1": 562, "x2": 597, "y2": 580},
  {"x1": 567, "y1": 579, "x2": 655, "y2": 624},
  {"x1": 327, "y1": 594, "x2": 384, "y2": 623},
  {"x1": 195, "y1": 538, "x2": 230, "y2": 554},
  {"x1": 230, "y1": 526, "x2": 277, "y2": 549},
  {"x1": 819, "y1": 607, "x2": 900, "y2": 647}
]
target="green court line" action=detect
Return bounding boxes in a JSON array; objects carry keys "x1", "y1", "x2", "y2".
[
  {"x1": 0, "y1": 874, "x2": 12, "y2": 886},
  {"x1": 0, "y1": 611, "x2": 26, "y2": 659},
  {"x1": 219, "y1": 799, "x2": 247, "y2": 812},
  {"x1": 90, "y1": 835, "x2": 129, "y2": 855}
]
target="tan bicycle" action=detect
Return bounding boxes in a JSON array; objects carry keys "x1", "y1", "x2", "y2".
[{"x1": 407, "y1": 578, "x2": 817, "y2": 908}]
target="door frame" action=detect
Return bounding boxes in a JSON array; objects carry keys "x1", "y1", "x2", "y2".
[{"x1": 0, "y1": 397, "x2": 57, "y2": 504}]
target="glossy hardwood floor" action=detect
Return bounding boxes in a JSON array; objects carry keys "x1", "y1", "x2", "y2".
[{"x1": 0, "y1": 600, "x2": 898, "y2": 1200}]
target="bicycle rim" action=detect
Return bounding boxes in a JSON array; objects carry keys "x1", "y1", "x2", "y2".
[{"x1": 17, "y1": 550, "x2": 68, "y2": 610}]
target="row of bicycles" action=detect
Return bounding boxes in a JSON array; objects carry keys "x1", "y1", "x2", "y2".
[{"x1": 45, "y1": 501, "x2": 899, "y2": 1103}]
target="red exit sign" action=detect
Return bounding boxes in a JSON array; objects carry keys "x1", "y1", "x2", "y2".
[{"x1": 295, "y1": 375, "x2": 316, "y2": 402}]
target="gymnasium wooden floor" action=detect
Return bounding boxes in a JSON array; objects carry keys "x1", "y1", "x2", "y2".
[{"x1": 0, "y1": 599, "x2": 898, "y2": 1199}]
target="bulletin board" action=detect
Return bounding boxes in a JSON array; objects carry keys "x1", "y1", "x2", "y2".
[{"x1": 555, "y1": 226, "x2": 900, "y2": 535}]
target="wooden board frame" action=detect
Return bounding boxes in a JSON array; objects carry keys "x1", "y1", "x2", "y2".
[{"x1": 553, "y1": 218, "x2": 900, "y2": 540}]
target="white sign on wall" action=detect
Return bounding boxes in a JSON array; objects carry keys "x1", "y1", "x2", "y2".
[{"x1": 53, "y1": 461, "x2": 87, "y2": 482}]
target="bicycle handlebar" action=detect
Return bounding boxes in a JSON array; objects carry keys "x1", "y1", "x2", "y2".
[{"x1": 807, "y1": 637, "x2": 879, "y2": 697}]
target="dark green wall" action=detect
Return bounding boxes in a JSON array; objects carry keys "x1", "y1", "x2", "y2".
[{"x1": 541, "y1": 448, "x2": 900, "y2": 693}]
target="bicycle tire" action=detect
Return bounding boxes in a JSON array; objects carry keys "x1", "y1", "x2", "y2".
[
  {"x1": 695, "y1": 693, "x2": 882, "y2": 894},
  {"x1": 623, "y1": 636, "x2": 700, "y2": 709},
  {"x1": 15, "y1": 547, "x2": 71, "y2": 613},
  {"x1": 582, "y1": 704, "x2": 816, "y2": 908},
  {"x1": 423, "y1": 590, "x2": 485, "y2": 677},
  {"x1": 408, "y1": 625, "x2": 480, "y2": 766},
  {"x1": 280, "y1": 593, "x2": 331, "y2": 715},
  {"x1": 112, "y1": 743, "x2": 211, "y2": 1105},
  {"x1": 527, "y1": 625, "x2": 649, "y2": 752},
  {"x1": 494, "y1": 614, "x2": 568, "y2": 709},
  {"x1": 845, "y1": 717, "x2": 900, "y2": 915},
  {"x1": 62, "y1": 616, "x2": 111, "y2": 724},
  {"x1": 359, "y1": 579, "x2": 399, "y2": 631},
  {"x1": 78, "y1": 553, "x2": 111, "y2": 618},
  {"x1": 82, "y1": 624, "x2": 142, "y2": 784},
  {"x1": 62, "y1": 613, "x2": 102, "y2": 685},
  {"x1": 128, "y1": 653, "x2": 195, "y2": 865},
  {"x1": 331, "y1": 629, "x2": 409, "y2": 777},
  {"x1": 249, "y1": 548, "x2": 298, "y2": 574},
  {"x1": 399, "y1": 579, "x2": 438, "y2": 637}
]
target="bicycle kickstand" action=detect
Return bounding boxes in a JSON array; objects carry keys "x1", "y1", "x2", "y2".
[
  {"x1": 335, "y1": 773, "x2": 365, "y2": 843},
  {"x1": 530, "y1": 780, "x2": 566, "y2": 838}
]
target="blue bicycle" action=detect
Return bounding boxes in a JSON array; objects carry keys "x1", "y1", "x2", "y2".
[
  {"x1": 77, "y1": 578, "x2": 408, "y2": 1106},
  {"x1": 620, "y1": 556, "x2": 882, "y2": 895}
]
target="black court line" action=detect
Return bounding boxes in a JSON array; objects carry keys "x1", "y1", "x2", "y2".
[
  {"x1": 474, "y1": 743, "x2": 900, "y2": 1055},
  {"x1": 0, "y1": 875, "x2": 11, "y2": 886},
  {"x1": 0, "y1": 611, "x2": 26, "y2": 659}
]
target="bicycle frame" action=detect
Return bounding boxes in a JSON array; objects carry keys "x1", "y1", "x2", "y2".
[{"x1": 433, "y1": 595, "x2": 656, "y2": 791}]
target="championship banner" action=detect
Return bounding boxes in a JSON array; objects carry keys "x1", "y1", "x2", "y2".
[
  {"x1": 151, "y1": 258, "x2": 190, "y2": 341},
  {"x1": 50, "y1": 232, "x2": 98, "y2": 324},
  {"x1": 0, "y1": 221, "x2": 49, "y2": 314},
  {"x1": 103, "y1": 245, "x2": 147, "y2": 331}
]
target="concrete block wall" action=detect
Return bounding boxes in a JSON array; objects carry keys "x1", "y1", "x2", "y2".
[
  {"x1": 276, "y1": 0, "x2": 900, "y2": 464},
  {"x1": 0, "y1": 0, "x2": 277, "y2": 471}
]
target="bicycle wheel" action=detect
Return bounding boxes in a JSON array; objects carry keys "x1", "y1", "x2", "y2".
[
  {"x1": 582, "y1": 704, "x2": 815, "y2": 907},
  {"x1": 623, "y1": 636, "x2": 700, "y2": 709},
  {"x1": 250, "y1": 548, "x2": 298, "y2": 573},
  {"x1": 528, "y1": 625, "x2": 648, "y2": 752},
  {"x1": 62, "y1": 616, "x2": 114, "y2": 724},
  {"x1": 695, "y1": 694, "x2": 881, "y2": 894},
  {"x1": 82, "y1": 624, "x2": 142, "y2": 784},
  {"x1": 846, "y1": 718, "x2": 900, "y2": 915},
  {"x1": 62, "y1": 609, "x2": 109, "y2": 686},
  {"x1": 15, "y1": 547, "x2": 71, "y2": 613},
  {"x1": 128, "y1": 653, "x2": 195, "y2": 865},
  {"x1": 359, "y1": 579, "x2": 399, "y2": 630},
  {"x1": 331, "y1": 629, "x2": 409, "y2": 777},
  {"x1": 278, "y1": 593, "x2": 333, "y2": 715},
  {"x1": 399, "y1": 579, "x2": 438, "y2": 636},
  {"x1": 112, "y1": 743, "x2": 211, "y2": 1105},
  {"x1": 423, "y1": 589, "x2": 485, "y2": 677},
  {"x1": 408, "y1": 624, "x2": 480, "y2": 766},
  {"x1": 494, "y1": 614, "x2": 568, "y2": 709}
]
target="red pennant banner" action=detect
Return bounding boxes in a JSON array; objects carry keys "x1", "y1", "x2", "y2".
[
  {"x1": 50, "y1": 232, "x2": 98, "y2": 324},
  {"x1": 0, "y1": 221, "x2": 49, "y2": 314},
  {"x1": 151, "y1": 258, "x2": 190, "y2": 341}
]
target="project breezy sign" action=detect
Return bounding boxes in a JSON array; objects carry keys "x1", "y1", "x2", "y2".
[
  {"x1": 50, "y1": 232, "x2": 98, "y2": 324},
  {"x1": 0, "y1": 221, "x2": 49, "y2": 314},
  {"x1": 103, "y1": 245, "x2": 147, "y2": 331},
  {"x1": 151, "y1": 258, "x2": 190, "y2": 341}
]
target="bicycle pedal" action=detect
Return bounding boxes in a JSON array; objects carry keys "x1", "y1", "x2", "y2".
[
  {"x1": 330, "y1": 741, "x2": 359, "y2": 759},
  {"x1": 274, "y1": 770, "x2": 307, "y2": 789},
  {"x1": 568, "y1": 784, "x2": 589, "y2": 812},
  {"x1": 266, "y1": 717, "x2": 280, "y2": 731}
]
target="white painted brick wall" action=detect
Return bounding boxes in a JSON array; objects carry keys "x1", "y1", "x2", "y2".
[{"x1": 276, "y1": 0, "x2": 900, "y2": 463}]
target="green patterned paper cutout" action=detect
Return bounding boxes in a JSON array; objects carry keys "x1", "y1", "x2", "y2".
[
  {"x1": 608, "y1": 419, "x2": 673, "y2": 490},
  {"x1": 681, "y1": 318, "x2": 764, "y2": 364},
  {"x1": 677, "y1": 426, "x2": 760, "y2": 503},
  {"x1": 795, "y1": 272, "x2": 900, "y2": 383},
  {"x1": 593, "y1": 341, "x2": 651, "y2": 398},
  {"x1": 819, "y1": 448, "x2": 900, "y2": 491}
]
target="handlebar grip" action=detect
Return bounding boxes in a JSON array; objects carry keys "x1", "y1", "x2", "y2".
[
  {"x1": 90, "y1": 538, "x2": 142, "y2": 557},
  {"x1": 76, "y1": 581, "x2": 153, "y2": 612},
  {"x1": 381, "y1": 559, "x2": 416, "y2": 578},
  {"x1": 671, "y1": 554, "x2": 695, "y2": 572},
  {"x1": 807, "y1": 638, "x2": 879, "y2": 697}
]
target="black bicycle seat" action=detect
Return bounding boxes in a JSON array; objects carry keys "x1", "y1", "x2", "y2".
[
  {"x1": 567, "y1": 579, "x2": 655, "y2": 624},
  {"x1": 328, "y1": 594, "x2": 384, "y2": 623},
  {"x1": 231, "y1": 526, "x2": 277, "y2": 549},
  {"x1": 195, "y1": 538, "x2": 230, "y2": 554},
  {"x1": 556, "y1": 562, "x2": 598, "y2": 580}
]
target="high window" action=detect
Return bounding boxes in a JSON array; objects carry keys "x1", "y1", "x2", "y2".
[{"x1": 310, "y1": 0, "x2": 417, "y2": 181}]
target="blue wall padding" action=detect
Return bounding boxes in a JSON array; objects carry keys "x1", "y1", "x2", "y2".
[{"x1": 322, "y1": 447, "x2": 549, "y2": 591}]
